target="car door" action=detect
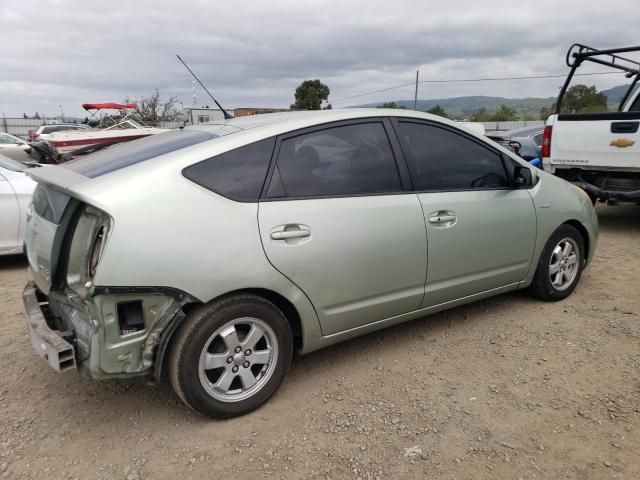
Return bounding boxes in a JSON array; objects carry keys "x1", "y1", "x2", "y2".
[
  {"x1": 258, "y1": 120, "x2": 427, "y2": 336},
  {"x1": 0, "y1": 169, "x2": 20, "y2": 254},
  {"x1": 392, "y1": 119, "x2": 537, "y2": 307}
]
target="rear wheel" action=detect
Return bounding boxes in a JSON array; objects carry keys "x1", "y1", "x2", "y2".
[
  {"x1": 528, "y1": 224, "x2": 585, "y2": 301},
  {"x1": 169, "y1": 294, "x2": 292, "y2": 418}
]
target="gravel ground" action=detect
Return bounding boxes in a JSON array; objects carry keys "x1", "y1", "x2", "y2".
[{"x1": 0, "y1": 205, "x2": 638, "y2": 480}]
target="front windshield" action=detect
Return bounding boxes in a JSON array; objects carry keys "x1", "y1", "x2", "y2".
[{"x1": 0, "y1": 154, "x2": 28, "y2": 172}]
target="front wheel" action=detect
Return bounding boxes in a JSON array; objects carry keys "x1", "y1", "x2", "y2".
[
  {"x1": 528, "y1": 224, "x2": 585, "y2": 301},
  {"x1": 169, "y1": 294, "x2": 293, "y2": 418}
]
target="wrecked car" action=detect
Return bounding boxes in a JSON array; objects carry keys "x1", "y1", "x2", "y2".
[{"x1": 22, "y1": 109, "x2": 598, "y2": 418}]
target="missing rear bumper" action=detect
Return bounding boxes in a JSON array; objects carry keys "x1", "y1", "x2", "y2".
[{"x1": 22, "y1": 281, "x2": 77, "y2": 372}]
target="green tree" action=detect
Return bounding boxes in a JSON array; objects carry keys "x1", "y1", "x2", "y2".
[
  {"x1": 563, "y1": 84, "x2": 607, "y2": 113},
  {"x1": 494, "y1": 104, "x2": 519, "y2": 121},
  {"x1": 539, "y1": 105, "x2": 555, "y2": 120},
  {"x1": 470, "y1": 107, "x2": 491, "y2": 122},
  {"x1": 377, "y1": 101, "x2": 406, "y2": 109},
  {"x1": 123, "y1": 90, "x2": 181, "y2": 126},
  {"x1": 291, "y1": 79, "x2": 330, "y2": 110},
  {"x1": 427, "y1": 104, "x2": 449, "y2": 118}
]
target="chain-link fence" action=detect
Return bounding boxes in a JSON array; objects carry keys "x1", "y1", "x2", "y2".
[{"x1": 0, "y1": 118, "x2": 47, "y2": 138}]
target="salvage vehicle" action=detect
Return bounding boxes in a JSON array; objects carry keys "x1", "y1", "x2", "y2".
[
  {"x1": 22, "y1": 109, "x2": 598, "y2": 418},
  {"x1": 29, "y1": 123, "x2": 92, "y2": 141},
  {"x1": 542, "y1": 44, "x2": 640, "y2": 204},
  {"x1": 0, "y1": 155, "x2": 36, "y2": 255}
]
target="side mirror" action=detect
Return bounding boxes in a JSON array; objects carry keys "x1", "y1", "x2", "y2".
[
  {"x1": 508, "y1": 140, "x2": 522, "y2": 155},
  {"x1": 514, "y1": 165, "x2": 533, "y2": 187}
]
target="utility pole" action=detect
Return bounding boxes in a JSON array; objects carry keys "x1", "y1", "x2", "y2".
[{"x1": 414, "y1": 70, "x2": 419, "y2": 110}]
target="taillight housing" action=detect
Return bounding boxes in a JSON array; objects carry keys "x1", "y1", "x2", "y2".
[
  {"x1": 29, "y1": 131, "x2": 40, "y2": 140},
  {"x1": 541, "y1": 125, "x2": 552, "y2": 158},
  {"x1": 88, "y1": 227, "x2": 104, "y2": 279}
]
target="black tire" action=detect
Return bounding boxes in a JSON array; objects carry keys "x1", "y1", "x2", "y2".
[
  {"x1": 528, "y1": 224, "x2": 585, "y2": 301},
  {"x1": 169, "y1": 294, "x2": 293, "y2": 418}
]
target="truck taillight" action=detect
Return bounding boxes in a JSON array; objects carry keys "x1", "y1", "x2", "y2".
[{"x1": 541, "y1": 125, "x2": 552, "y2": 157}]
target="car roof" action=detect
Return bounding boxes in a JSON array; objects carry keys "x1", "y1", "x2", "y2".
[{"x1": 187, "y1": 108, "x2": 478, "y2": 137}]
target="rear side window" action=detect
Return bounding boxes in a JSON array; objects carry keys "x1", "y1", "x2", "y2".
[
  {"x1": 43, "y1": 126, "x2": 73, "y2": 134},
  {"x1": 183, "y1": 137, "x2": 276, "y2": 201},
  {"x1": 64, "y1": 129, "x2": 217, "y2": 178},
  {"x1": 532, "y1": 133, "x2": 543, "y2": 147},
  {"x1": 267, "y1": 122, "x2": 401, "y2": 198},
  {"x1": 396, "y1": 122, "x2": 509, "y2": 191},
  {"x1": 32, "y1": 184, "x2": 71, "y2": 224}
]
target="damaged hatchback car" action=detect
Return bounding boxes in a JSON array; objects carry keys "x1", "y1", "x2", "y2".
[{"x1": 22, "y1": 109, "x2": 598, "y2": 418}]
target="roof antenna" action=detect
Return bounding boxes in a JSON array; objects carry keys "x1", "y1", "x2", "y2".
[{"x1": 176, "y1": 54, "x2": 233, "y2": 119}]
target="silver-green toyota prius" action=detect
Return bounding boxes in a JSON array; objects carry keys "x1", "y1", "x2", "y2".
[{"x1": 22, "y1": 109, "x2": 598, "y2": 418}]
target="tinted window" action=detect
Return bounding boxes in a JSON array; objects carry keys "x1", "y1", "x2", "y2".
[
  {"x1": 267, "y1": 122, "x2": 401, "y2": 198},
  {"x1": 64, "y1": 129, "x2": 217, "y2": 178},
  {"x1": 532, "y1": 133, "x2": 543, "y2": 147},
  {"x1": 630, "y1": 93, "x2": 640, "y2": 112},
  {"x1": 183, "y1": 137, "x2": 276, "y2": 201},
  {"x1": 42, "y1": 126, "x2": 73, "y2": 134},
  {"x1": 396, "y1": 122, "x2": 509, "y2": 190},
  {"x1": 32, "y1": 184, "x2": 71, "y2": 224}
]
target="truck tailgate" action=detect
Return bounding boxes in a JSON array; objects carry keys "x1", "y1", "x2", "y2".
[{"x1": 550, "y1": 113, "x2": 640, "y2": 171}]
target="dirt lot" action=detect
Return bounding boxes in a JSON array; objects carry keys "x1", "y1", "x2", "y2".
[{"x1": 0, "y1": 205, "x2": 638, "y2": 480}]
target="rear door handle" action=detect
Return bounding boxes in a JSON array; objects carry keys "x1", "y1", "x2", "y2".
[
  {"x1": 270, "y1": 229, "x2": 311, "y2": 240},
  {"x1": 428, "y1": 214, "x2": 456, "y2": 224}
]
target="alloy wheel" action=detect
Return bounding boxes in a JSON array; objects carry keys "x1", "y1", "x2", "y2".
[
  {"x1": 198, "y1": 317, "x2": 278, "y2": 402},
  {"x1": 549, "y1": 237, "x2": 580, "y2": 291}
]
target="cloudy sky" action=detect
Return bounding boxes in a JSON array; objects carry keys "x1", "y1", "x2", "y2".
[{"x1": 1, "y1": 0, "x2": 639, "y2": 118}]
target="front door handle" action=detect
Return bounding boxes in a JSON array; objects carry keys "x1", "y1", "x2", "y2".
[
  {"x1": 428, "y1": 214, "x2": 456, "y2": 224},
  {"x1": 270, "y1": 229, "x2": 311, "y2": 240}
]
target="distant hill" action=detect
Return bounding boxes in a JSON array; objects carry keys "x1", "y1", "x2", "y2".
[
  {"x1": 600, "y1": 84, "x2": 639, "y2": 109},
  {"x1": 355, "y1": 84, "x2": 634, "y2": 118},
  {"x1": 601, "y1": 84, "x2": 631, "y2": 102},
  {"x1": 356, "y1": 96, "x2": 555, "y2": 118}
]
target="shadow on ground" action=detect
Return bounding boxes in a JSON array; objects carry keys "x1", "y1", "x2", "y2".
[{"x1": 0, "y1": 254, "x2": 27, "y2": 270}]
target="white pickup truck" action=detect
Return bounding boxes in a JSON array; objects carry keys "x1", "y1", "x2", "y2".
[{"x1": 542, "y1": 44, "x2": 640, "y2": 204}]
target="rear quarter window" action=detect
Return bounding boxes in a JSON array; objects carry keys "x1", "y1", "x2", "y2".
[
  {"x1": 32, "y1": 184, "x2": 71, "y2": 224},
  {"x1": 182, "y1": 137, "x2": 276, "y2": 201}
]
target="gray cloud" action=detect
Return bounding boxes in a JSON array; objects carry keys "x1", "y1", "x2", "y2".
[{"x1": 1, "y1": 0, "x2": 639, "y2": 117}]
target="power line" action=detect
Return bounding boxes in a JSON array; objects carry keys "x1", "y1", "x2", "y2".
[{"x1": 331, "y1": 71, "x2": 621, "y2": 103}]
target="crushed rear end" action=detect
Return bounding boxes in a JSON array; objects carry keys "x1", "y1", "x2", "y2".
[{"x1": 20, "y1": 131, "x2": 220, "y2": 379}]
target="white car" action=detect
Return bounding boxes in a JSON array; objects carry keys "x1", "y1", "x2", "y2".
[
  {"x1": 29, "y1": 124, "x2": 92, "y2": 142},
  {"x1": 0, "y1": 155, "x2": 37, "y2": 255},
  {"x1": 0, "y1": 132, "x2": 33, "y2": 161}
]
